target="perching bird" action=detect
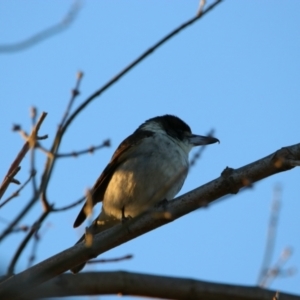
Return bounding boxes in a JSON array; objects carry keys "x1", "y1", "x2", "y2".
[{"x1": 71, "y1": 115, "x2": 219, "y2": 273}]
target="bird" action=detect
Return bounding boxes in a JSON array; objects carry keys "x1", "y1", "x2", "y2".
[{"x1": 71, "y1": 114, "x2": 219, "y2": 273}]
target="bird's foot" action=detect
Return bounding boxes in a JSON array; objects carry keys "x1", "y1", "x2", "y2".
[
  {"x1": 121, "y1": 206, "x2": 132, "y2": 223},
  {"x1": 155, "y1": 198, "x2": 169, "y2": 209}
]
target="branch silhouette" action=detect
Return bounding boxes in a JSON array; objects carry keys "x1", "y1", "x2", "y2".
[{"x1": 23, "y1": 271, "x2": 300, "y2": 300}]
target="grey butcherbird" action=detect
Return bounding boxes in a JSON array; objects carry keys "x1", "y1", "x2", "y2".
[{"x1": 71, "y1": 114, "x2": 219, "y2": 273}]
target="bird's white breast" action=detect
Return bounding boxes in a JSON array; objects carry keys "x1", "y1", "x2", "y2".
[{"x1": 102, "y1": 132, "x2": 189, "y2": 219}]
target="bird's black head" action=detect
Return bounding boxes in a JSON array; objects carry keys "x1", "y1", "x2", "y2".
[
  {"x1": 139, "y1": 114, "x2": 191, "y2": 140},
  {"x1": 138, "y1": 114, "x2": 219, "y2": 150}
]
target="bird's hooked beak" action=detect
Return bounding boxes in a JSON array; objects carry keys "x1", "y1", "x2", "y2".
[{"x1": 188, "y1": 134, "x2": 220, "y2": 146}]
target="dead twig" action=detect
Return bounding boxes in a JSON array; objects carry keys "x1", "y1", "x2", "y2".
[
  {"x1": 0, "y1": 112, "x2": 48, "y2": 201},
  {"x1": 55, "y1": 140, "x2": 110, "y2": 158},
  {"x1": 60, "y1": 71, "x2": 84, "y2": 127},
  {"x1": 0, "y1": 170, "x2": 36, "y2": 209},
  {"x1": 87, "y1": 254, "x2": 133, "y2": 264},
  {"x1": 257, "y1": 185, "x2": 281, "y2": 286},
  {"x1": 7, "y1": 206, "x2": 53, "y2": 275},
  {"x1": 52, "y1": 196, "x2": 85, "y2": 212}
]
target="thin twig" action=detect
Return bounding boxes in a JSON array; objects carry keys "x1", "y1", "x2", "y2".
[
  {"x1": 0, "y1": 112, "x2": 48, "y2": 200},
  {"x1": 0, "y1": 170, "x2": 36, "y2": 209},
  {"x1": 52, "y1": 196, "x2": 85, "y2": 212},
  {"x1": 7, "y1": 206, "x2": 53, "y2": 275},
  {"x1": 28, "y1": 223, "x2": 51, "y2": 268},
  {"x1": 257, "y1": 184, "x2": 281, "y2": 286},
  {"x1": 55, "y1": 140, "x2": 110, "y2": 158},
  {"x1": 0, "y1": 75, "x2": 80, "y2": 242},
  {"x1": 60, "y1": 71, "x2": 84, "y2": 127},
  {"x1": 30, "y1": 107, "x2": 38, "y2": 194},
  {"x1": 61, "y1": 1, "x2": 224, "y2": 141},
  {"x1": 87, "y1": 254, "x2": 133, "y2": 264},
  {"x1": 260, "y1": 247, "x2": 294, "y2": 288},
  {"x1": 0, "y1": 1, "x2": 81, "y2": 53},
  {"x1": 0, "y1": 112, "x2": 48, "y2": 240}
]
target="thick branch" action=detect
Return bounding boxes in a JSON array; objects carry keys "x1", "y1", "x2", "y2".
[
  {"x1": 22, "y1": 271, "x2": 300, "y2": 300},
  {"x1": 0, "y1": 143, "x2": 299, "y2": 299}
]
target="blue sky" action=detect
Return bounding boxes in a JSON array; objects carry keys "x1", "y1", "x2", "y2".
[{"x1": 0, "y1": 1, "x2": 299, "y2": 299}]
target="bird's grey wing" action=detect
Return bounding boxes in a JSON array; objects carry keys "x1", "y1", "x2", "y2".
[{"x1": 73, "y1": 130, "x2": 154, "y2": 228}]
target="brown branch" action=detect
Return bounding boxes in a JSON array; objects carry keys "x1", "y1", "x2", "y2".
[
  {"x1": 0, "y1": 142, "x2": 299, "y2": 299},
  {"x1": 29, "y1": 107, "x2": 38, "y2": 194},
  {"x1": 0, "y1": 170, "x2": 36, "y2": 209},
  {"x1": 0, "y1": 112, "x2": 47, "y2": 201},
  {"x1": 0, "y1": 70, "x2": 83, "y2": 242},
  {"x1": 0, "y1": 1, "x2": 81, "y2": 53},
  {"x1": 22, "y1": 272, "x2": 300, "y2": 300},
  {"x1": 0, "y1": 113, "x2": 48, "y2": 242},
  {"x1": 0, "y1": 166, "x2": 21, "y2": 198}
]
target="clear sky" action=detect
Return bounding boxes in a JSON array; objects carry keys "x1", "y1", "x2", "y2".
[{"x1": 0, "y1": 1, "x2": 299, "y2": 299}]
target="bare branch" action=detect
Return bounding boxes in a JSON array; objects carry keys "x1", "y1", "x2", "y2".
[
  {"x1": 0, "y1": 170, "x2": 36, "y2": 209},
  {"x1": 0, "y1": 142, "x2": 299, "y2": 298},
  {"x1": 23, "y1": 272, "x2": 300, "y2": 300},
  {"x1": 0, "y1": 112, "x2": 47, "y2": 201},
  {"x1": 29, "y1": 107, "x2": 38, "y2": 194},
  {"x1": 0, "y1": 74, "x2": 81, "y2": 241},
  {"x1": 0, "y1": 1, "x2": 81, "y2": 53},
  {"x1": 60, "y1": 1, "x2": 224, "y2": 139},
  {"x1": 257, "y1": 184, "x2": 281, "y2": 286},
  {"x1": 52, "y1": 195, "x2": 85, "y2": 212},
  {"x1": 55, "y1": 139, "x2": 110, "y2": 158},
  {"x1": 87, "y1": 254, "x2": 133, "y2": 264},
  {"x1": 59, "y1": 71, "x2": 84, "y2": 127},
  {"x1": 7, "y1": 206, "x2": 53, "y2": 275},
  {"x1": 260, "y1": 247, "x2": 294, "y2": 288},
  {"x1": 27, "y1": 223, "x2": 51, "y2": 268}
]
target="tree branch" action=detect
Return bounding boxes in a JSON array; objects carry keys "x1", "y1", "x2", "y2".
[
  {"x1": 0, "y1": 112, "x2": 47, "y2": 201},
  {"x1": 0, "y1": 1, "x2": 81, "y2": 53},
  {"x1": 0, "y1": 142, "x2": 299, "y2": 299},
  {"x1": 21, "y1": 271, "x2": 300, "y2": 300}
]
